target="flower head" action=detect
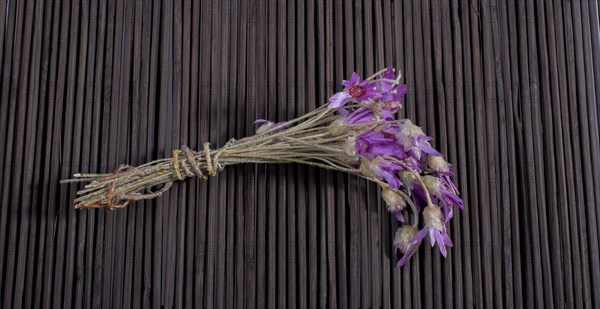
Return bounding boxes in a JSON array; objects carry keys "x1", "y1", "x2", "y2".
[
  {"x1": 427, "y1": 155, "x2": 453, "y2": 176},
  {"x1": 412, "y1": 205, "x2": 454, "y2": 257},
  {"x1": 394, "y1": 226, "x2": 420, "y2": 267},
  {"x1": 422, "y1": 176, "x2": 463, "y2": 209},
  {"x1": 396, "y1": 120, "x2": 442, "y2": 160},
  {"x1": 382, "y1": 188, "x2": 407, "y2": 222},
  {"x1": 328, "y1": 72, "x2": 380, "y2": 108},
  {"x1": 360, "y1": 157, "x2": 403, "y2": 189}
]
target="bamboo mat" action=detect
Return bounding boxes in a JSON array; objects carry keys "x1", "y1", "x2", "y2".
[{"x1": 1, "y1": 0, "x2": 599, "y2": 308}]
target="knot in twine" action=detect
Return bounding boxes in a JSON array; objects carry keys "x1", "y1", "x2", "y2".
[{"x1": 171, "y1": 142, "x2": 226, "y2": 181}]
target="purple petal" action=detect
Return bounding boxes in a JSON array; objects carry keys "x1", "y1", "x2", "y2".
[
  {"x1": 396, "y1": 250, "x2": 417, "y2": 267},
  {"x1": 328, "y1": 92, "x2": 352, "y2": 108},
  {"x1": 345, "y1": 108, "x2": 375, "y2": 124},
  {"x1": 367, "y1": 144, "x2": 406, "y2": 158},
  {"x1": 442, "y1": 188, "x2": 464, "y2": 209},
  {"x1": 357, "y1": 91, "x2": 379, "y2": 102},
  {"x1": 254, "y1": 119, "x2": 270, "y2": 124},
  {"x1": 415, "y1": 140, "x2": 443, "y2": 157},
  {"x1": 411, "y1": 185, "x2": 429, "y2": 204},
  {"x1": 382, "y1": 125, "x2": 401, "y2": 135},
  {"x1": 411, "y1": 228, "x2": 428, "y2": 245},
  {"x1": 429, "y1": 229, "x2": 437, "y2": 247},
  {"x1": 379, "y1": 170, "x2": 401, "y2": 189},
  {"x1": 390, "y1": 208, "x2": 405, "y2": 222},
  {"x1": 342, "y1": 72, "x2": 360, "y2": 88},
  {"x1": 441, "y1": 175, "x2": 458, "y2": 192},
  {"x1": 337, "y1": 108, "x2": 349, "y2": 115},
  {"x1": 380, "y1": 108, "x2": 396, "y2": 121},
  {"x1": 381, "y1": 65, "x2": 396, "y2": 80},
  {"x1": 443, "y1": 202, "x2": 454, "y2": 222},
  {"x1": 437, "y1": 233, "x2": 448, "y2": 257},
  {"x1": 442, "y1": 232, "x2": 454, "y2": 247},
  {"x1": 396, "y1": 84, "x2": 409, "y2": 97}
]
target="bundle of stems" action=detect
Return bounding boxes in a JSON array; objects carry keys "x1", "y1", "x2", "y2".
[
  {"x1": 62, "y1": 67, "x2": 463, "y2": 267},
  {"x1": 62, "y1": 104, "x2": 368, "y2": 209}
]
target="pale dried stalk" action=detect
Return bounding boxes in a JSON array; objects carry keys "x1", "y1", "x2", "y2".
[{"x1": 62, "y1": 105, "x2": 370, "y2": 209}]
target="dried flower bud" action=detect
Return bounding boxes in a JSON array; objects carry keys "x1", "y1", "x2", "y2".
[
  {"x1": 422, "y1": 175, "x2": 443, "y2": 196},
  {"x1": 398, "y1": 170, "x2": 418, "y2": 189},
  {"x1": 394, "y1": 226, "x2": 418, "y2": 254},
  {"x1": 343, "y1": 136, "x2": 357, "y2": 157},
  {"x1": 427, "y1": 155, "x2": 452, "y2": 175},
  {"x1": 359, "y1": 157, "x2": 378, "y2": 178},
  {"x1": 396, "y1": 120, "x2": 425, "y2": 146},
  {"x1": 382, "y1": 188, "x2": 405, "y2": 209},
  {"x1": 328, "y1": 118, "x2": 350, "y2": 136},
  {"x1": 422, "y1": 204, "x2": 444, "y2": 230},
  {"x1": 393, "y1": 226, "x2": 420, "y2": 267},
  {"x1": 256, "y1": 122, "x2": 274, "y2": 134},
  {"x1": 382, "y1": 188, "x2": 406, "y2": 222}
]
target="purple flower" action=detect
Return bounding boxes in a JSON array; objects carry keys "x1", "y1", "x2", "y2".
[
  {"x1": 397, "y1": 170, "x2": 428, "y2": 208},
  {"x1": 396, "y1": 120, "x2": 442, "y2": 160},
  {"x1": 427, "y1": 155, "x2": 459, "y2": 197},
  {"x1": 422, "y1": 175, "x2": 463, "y2": 209},
  {"x1": 422, "y1": 175, "x2": 463, "y2": 222},
  {"x1": 360, "y1": 157, "x2": 403, "y2": 189},
  {"x1": 379, "y1": 65, "x2": 397, "y2": 81},
  {"x1": 355, "y1": 129, "x2": 408, "y2": 163},
  {"x1": 344, "y1": 107, "x2": 376, "y2": 124},
  {"x1": 379, "y1": 84, "x2": 408, "y2": 108},
  {"x1": 394, "y1": 226, "x2": 421, "y2": 267},
  {"x1": 382, "y1": 188, "x2": 407, "y2": 222},
  {"x1": 328, "y1": 72, "x2": 381, "y2": 108},
  {"x1": 375, "y1": 66, "x2": 408, "y2": 113},
  {"x1": 412, "y1": 205, "x2": 454, "y2": 257}
]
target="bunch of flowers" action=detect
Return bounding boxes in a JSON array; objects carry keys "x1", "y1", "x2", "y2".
[{"x1": 63, "y1": 67, "x2": 463, "y2": 267}]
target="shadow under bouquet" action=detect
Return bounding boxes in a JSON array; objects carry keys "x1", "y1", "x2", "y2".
[{"x1": 62, "y1": 66, "x2": 463, "y2": 267}]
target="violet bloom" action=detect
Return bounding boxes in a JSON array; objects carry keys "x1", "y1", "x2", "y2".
[
  {"x1": 379, "y1": 65, "x2": 397, "y2": 81},
  {"x1": 375, "y1": 66, "x2": 408, "y2": 114},
  {"x1": 344, "y1": 107, "x2": 377, "y2": 124},
  {"x1": 422, "y1": 175, "x2": 463, "y2": 208},
  {"x1": 396, "y1": 120, "x2": 443, "y2": 160},
  {"x1": 358, "y1": 131, "x2": 407, "y2": 159},
  {"x1": 329, "y1": 72, "x2": 380, "y2": 108},
  {"x1": 412, "y1": 204, "x2": 454, "y2": 257},
  {"x1": 394, "y1": 226, "x2": 421, "y2": 267},
  {"x1": 398, "y1": 170, "x2": 427, "y2": 208},
  {"x1": 382, "y1": 188, "x2": 407, "y2": 222},
  {"x1": 427, "y1": 155, "x2": 459, "y2": 195},
  {"x1": 422, "y1": 175, "x2": 463, "y2": 222},
  {"x1": 360, "y1": 157, "x2": 403, "y2": 189}
]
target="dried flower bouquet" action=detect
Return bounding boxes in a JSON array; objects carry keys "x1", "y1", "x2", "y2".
[{"x1": 62, "y1": 67, "x2": 463, "y2": 267}]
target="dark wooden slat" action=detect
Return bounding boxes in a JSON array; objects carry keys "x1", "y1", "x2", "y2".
[
  {"x1": 265, "y1": 2, "x2": 278, "y2": 308},
  {"x1": 0, "y1": 0, "x2": 23, "y2": 304},
  {"x1": 563, "y1": 1, "x2": 593, "y2": 307},
  {"x1": 544, "y1": 2, "x2": 574, "y2": 307},
  {"x1": 535, "y1": 1, "x2": 564, "y2": 307},
  {"x1": 5, "y1": 0, "x2": 35, "y2": 307},
  {"x1": 23, "y1": 1, "x2": 50, "y2": 307}
]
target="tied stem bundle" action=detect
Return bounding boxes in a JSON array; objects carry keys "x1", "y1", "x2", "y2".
[{"x1": 62, "y1": 67, "x2": 464, "y2": 267}]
